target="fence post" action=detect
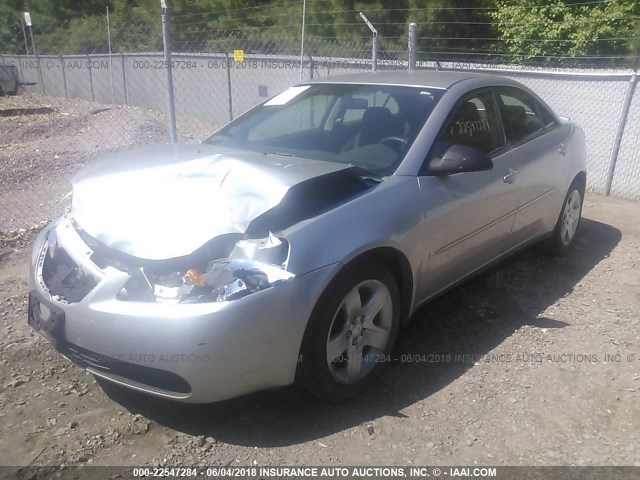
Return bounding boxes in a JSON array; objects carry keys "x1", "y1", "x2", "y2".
[
  {"x1": 28, "y1": 24, "x2": 46, "y2": 95},
  {"x1": 604, "y1": 71, "x2": 637, "y2": 196},
  {"x1": 161, "y1": 0, "x2": 178, "y2": 143},
  {"x1": 37, "y1": 56, "x2": 46, "y2": 95},
  {"x1": 359, "y1": 13, "x2": 378, "y2": 72},
  {"x1": 299, "y1": 0, "x2": 307, "y2": 83},
  {"x1": 408, "y1": 22, "x2": 417, "y2": 71},
  {"x1": 20, "y1": 17, "x2": 29, "y2": 55},
  {"x1": 121, "y1": 53, "x2": 129, "y2": 106},
  {"x1": 308, "y1": 54, "x2": 314, "y2": 80},
  {"x1": 372, "y1": 35, "x2": 378, "y2": 72},
  {"x1": 106, "y1": 6, "x2": 115, "y2": 104},
  {"x1": 87, "y1": 54, "x2": 94, "y2": 102},
  {"x1": 60, "y1": 55, "x2": 68, "y2": 98},
  {"x1": 224, "y1": 52, "x2": 233, "y2": 121},
  {"x1": 16, "y1": 55, "x2": 26, "y2": 88}
]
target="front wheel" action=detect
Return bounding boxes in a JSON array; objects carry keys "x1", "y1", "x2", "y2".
[
  {"x1": 543, "y1": 179, "x2": 584, "y2": 254},
  {"x1": 296, "y1": 263, "x2": 400, "y2": 401}
]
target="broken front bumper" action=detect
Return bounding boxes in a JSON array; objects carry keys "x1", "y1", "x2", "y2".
[{"x1": 28, "y1": 217, "x2": 338, "y2": 403}]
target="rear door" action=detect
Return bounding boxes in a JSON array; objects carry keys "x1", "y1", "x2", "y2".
[{"x1": 495, "y1": 87, "x2": 570, "y2": 248}]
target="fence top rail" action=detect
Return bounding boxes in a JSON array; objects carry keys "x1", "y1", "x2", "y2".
[
  {"x1": 453, "y1": 67, "x2": 635, "y2": 79},
  {"x1": 2, "y1": 52, "x2": 636, "y2": 80},
  {"x1": 419, "y1": 61, "x2": 636, "y2": 79}
]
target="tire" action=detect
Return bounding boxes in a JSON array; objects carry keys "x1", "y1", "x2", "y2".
[
  {"x1": 296, "y1": 262, "x2": 401, "y2": 402},
  {"x1": 542, "y1": 178, "x2": 584, "y2": 254}
]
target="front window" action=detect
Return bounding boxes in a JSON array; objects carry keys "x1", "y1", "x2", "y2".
[
  {"x1": 204, "y1": 83, "x2": 444, "y2": 176},
  {"x1": 432, "y1": 90, "x2": 505, "y2": 159}
]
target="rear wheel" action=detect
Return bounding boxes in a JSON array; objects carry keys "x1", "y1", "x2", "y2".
[
  {"x1": 543, "y1": 178, "x2": 584, "y2": 254},
  {"x1": 297, "y1": 263, "x2": 400, "y2": 401}
]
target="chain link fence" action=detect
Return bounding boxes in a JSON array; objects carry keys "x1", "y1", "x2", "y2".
[{"x1": 1, "y1": 12, "x2": 639, "y2": 236}]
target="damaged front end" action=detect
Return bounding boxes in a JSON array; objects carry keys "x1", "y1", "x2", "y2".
[
  {"x1": 41, "y1": 148, "x2": 379, "y2": 307},
  {"x1": 117, "y1": 235, "x2": 294, "y2": 304},
  {"x1": 37, "y1": 216, "x2": 295, "y2": 307}
]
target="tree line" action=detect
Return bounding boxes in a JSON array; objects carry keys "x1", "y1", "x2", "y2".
[{"x1": 1, "y1": 0, "x2": 638, "y2": 65}]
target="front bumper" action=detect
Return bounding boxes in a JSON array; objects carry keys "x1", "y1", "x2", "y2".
[{"x1": 28, "y1": 217, "x2": 338, "y2": 402}]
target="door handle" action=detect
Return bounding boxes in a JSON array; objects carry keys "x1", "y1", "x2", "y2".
[
  {"x1": 503, "y1": 168, "x2": 519, "y2": 184},
  {"x1": 558, "y1": 143, "x2": 567, "y2": 155}
]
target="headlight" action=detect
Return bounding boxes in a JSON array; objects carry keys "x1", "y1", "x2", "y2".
[
  {"x1": 117, "y1": 234, "x2": 294, "y2": 304},
  {"x1": 178, "y1": 259, "x2": 294, "y2": 303}
]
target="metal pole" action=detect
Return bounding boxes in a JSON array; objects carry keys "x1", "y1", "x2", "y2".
[
  {"x1": 26, "y1": 23, "x2": 45, "y2": 94},
  {"x1": 121, "y1": 53, "x2": 129, "y2": 105},
  {"x1": 15, "y1": 52, "x2": 25, "y2": 86},
  {"x1": 604, "y1": 71, "x2": 637, "y2": 196},
  {"x1": 106, "y1": 6, "x2": 115, "y2": 104},
  {"x1": 87, "y1": 54, "x2": 94, "y2": 102},
  {"x1": 308, "y1": 54, "x2": 314, "y2": 80},
  {"x1": 161, "y1": 0, "x2": 178, "y2": 143},
  {"x1": 359, "y1": 13, "x2": 378, "y2": 72},
  {"x1": 20, "y1": 18, "x2": 29, "y2": 55},
  {"x1": 60, "y1": 55, "x2": 68, "y2": 98},
  {"x1": 408, "y1": 22, "x2": 417, "y2": 71},
  {"x1": 372, "y1": 35, "x2": 378, "y2": 72},
  {"x1": 299, "y1": 0, "x2": 307, "y2": 82},
  {"x1": 28, "y1": 24, "x2": 36, "y2": 56},
  {"x1": 225, "y1": 52, "x2": 233, "y2": 121}
]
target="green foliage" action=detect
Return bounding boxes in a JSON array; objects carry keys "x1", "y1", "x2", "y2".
[
  {"x1": 0, "y1": 0, "x2": 29, "y2": 55},
  {"x1": 0, "y1": 0, "x2": 638, "y2": 65},
  {"x1": 488, "y1": 0, "x2": 639, "y2": 62},
  {"x1": 1, "y1": 0, "x2": 161, "y2": 54}
]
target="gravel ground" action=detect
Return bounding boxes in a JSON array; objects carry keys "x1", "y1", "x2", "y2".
[{"x1": 0, "y1": 94, "x2": 639, "y2": 469}]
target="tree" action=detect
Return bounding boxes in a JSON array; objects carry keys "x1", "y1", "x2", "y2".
[
  {"x1": 0, "y1": 1, "x2": 24, "y2": 55},
  {"x1": 17, "y1": 0, "x2": 162, "y2": 54},
  {"x1": 488, "y1": 0, "x2": 639, "y2": 64}
]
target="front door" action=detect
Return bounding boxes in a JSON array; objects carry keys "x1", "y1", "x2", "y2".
[{"x1": 414, "y1": 89, "x2": 519, "y2": 302}]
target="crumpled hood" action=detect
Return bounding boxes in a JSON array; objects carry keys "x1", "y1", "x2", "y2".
[{"x1": 70, "y1": 144, "x2": 352, "y2": 259}]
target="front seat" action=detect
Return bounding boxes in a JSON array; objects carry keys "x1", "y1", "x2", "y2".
[{"x1": 357, "y1": 107, "x2": 396, "y2": 147}]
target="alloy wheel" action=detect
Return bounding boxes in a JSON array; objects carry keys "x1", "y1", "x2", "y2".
[
  {"x1": 325, "y1": 279, "x2": 393, "y2": 384},
  {"x1": 561, "y1": 189, "x2": 581, "y2": 246}
]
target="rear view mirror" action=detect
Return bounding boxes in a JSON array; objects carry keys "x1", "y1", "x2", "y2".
[{"x1": 428, "y1": 144, "x2": 493, "y2": 176}]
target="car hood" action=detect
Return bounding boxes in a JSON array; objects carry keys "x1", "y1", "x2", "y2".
[{"x1": 70, "y1": 144, "x2": 353, "y2": 259}]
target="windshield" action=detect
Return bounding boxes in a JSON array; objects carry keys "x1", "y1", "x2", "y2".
[{"x1": 203, "y1": 83, "x2": 444, "y2": 176}]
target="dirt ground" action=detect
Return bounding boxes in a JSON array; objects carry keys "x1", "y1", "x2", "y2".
[{"x1": 0, "y1": 94, "x2": 639, "y2": 469}]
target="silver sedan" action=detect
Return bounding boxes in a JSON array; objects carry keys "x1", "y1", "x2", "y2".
[{"x1": 28, "y1": 71, "x2": 586, "y2": 402}]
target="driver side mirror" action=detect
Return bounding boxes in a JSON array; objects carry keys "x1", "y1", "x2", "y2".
[{"x1": 427, "y1": 144, "x2": 493, "y2": 176}]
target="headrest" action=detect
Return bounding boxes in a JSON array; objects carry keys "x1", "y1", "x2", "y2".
[
  {"x1": 454, "y1": 101, "x2": 481, "y2": 123},
  {"x1": 361, "y1": 107, "x2": 393, "y2": 126}
]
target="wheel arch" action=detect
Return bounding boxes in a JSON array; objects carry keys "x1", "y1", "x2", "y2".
[
  {"x1": 294, "y1": 245, "x2": 413, "y2": 397},
  {"x1": 573, "y1": 170, "x2": 587, "y2": 193},
  {"x1": 336, "y1": 246, "x2": 414, "y2": 328}
]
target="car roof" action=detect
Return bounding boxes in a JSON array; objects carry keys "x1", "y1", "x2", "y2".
[{"x1": 306, "y1": 70, "x2": 520, "y2": 90}]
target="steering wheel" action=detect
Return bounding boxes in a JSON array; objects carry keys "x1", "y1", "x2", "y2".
[{"x1": 379, "y1": 136, "x2": 408, "y2": 151}]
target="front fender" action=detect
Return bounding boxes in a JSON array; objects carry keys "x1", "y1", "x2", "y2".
[{"x1": 282, "y1": 175, "x2": 422, "y2": 283}]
